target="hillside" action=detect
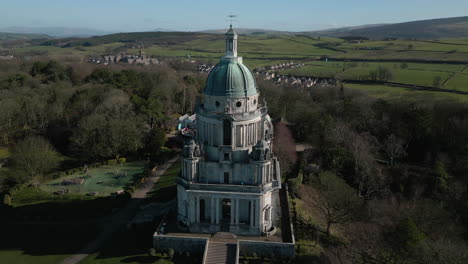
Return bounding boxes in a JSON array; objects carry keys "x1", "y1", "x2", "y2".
[
  {"x1": 201, "y1": 28, "x2": 295, "y2": 36},
  {"x1": 0, "y1": 26, "x2": 113, "y2": 37},
  {"x1": 40, "y1": 31, "x2": 221, "y2": 48},
  {"x1": 0, "y1": 32, "x2": 50, "y2": 41},
  {"x1": 309, "y1": 16, "x2": 468, "y2": 40}
]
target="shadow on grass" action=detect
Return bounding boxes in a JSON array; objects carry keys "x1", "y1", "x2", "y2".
[
  {"x1": 82, "y1": 223, "x2": 202, "y2": 264},
  {"x1": 0, "y1": 160, "x2": 182, "y2": 263},
  {"x1": 0, "y1": 189, "x2": 128, "y2": 260}
]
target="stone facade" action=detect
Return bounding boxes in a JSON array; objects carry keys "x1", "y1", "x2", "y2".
[{"x1": 177, "y1": 26, "x2": 281, "y2": 236}]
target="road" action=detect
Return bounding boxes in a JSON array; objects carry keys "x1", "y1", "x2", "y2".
[{"x1": 60, "y1": 156, "x2": 179, "y2": 264}]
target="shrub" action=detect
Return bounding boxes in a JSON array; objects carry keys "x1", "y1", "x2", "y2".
[
  {"x1": 168, "y1": 248, "x2": 175, "y2": 260},
  {"x1": 8, "y1": 185, "x2": 21, "y2": 196},
  {"x1": 148, "y1": 248, "x2": 157, "y2": 257},
  {"x1": 118, "y1": 157, "x2": 126, "y2": 164},
  {"x1": 3, "y1": 194, "x2": 11, "y2": 206},
  {"x1": 107, "y1": 159, "x2": 118, "y2": 165}
]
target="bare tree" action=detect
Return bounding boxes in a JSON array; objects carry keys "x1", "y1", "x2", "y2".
[
  {"x1": 348, "y1": 133, "x2": 376, "y2": 197},
  {"x1": 273, "y1": 122, "x2": 298, "y2": 176},
  {"x1": 11, "y1": 136, "x2": 60, "y2": 185},
  {"x1": 304, "y1": 171, "x2": 362, "y2": 235},
  {"x1": 385, "y1": 134, "x2": 406, "y2": 167}
]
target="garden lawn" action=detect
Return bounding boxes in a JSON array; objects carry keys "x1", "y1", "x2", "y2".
[
  {"x1": 40, "y1": 160, "x2": 148, "y2": 196},
  {"x1": 147, "y1": 161, "x2": 181, "y2": 202},
  {"x1": 0, "y1": 221, "x2": 99, "y2": 264}
]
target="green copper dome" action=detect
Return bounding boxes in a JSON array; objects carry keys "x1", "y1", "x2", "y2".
[{"x1": 204, "y1": 59, "x2": 258, "y2": 97}]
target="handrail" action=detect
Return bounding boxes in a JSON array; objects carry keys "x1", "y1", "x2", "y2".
[{"x1": 202, "y1": 240, "x2": 209, "y2": 264}]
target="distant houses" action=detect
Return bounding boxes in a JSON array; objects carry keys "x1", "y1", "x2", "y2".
[
  {"x1": 196, "y1": 60, "x2": 337, "y2": 88},
  {"x1": 0, "y1": 55, "x2": 14, "y2": 61},
  {"x1": 197, "y1": 64, "x2": 215, "y2": 73},
  {"x1": 88, "y1": 50, "x2": 161, "y2": 66}
]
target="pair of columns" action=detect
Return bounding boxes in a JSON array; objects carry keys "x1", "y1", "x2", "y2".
[{"x1": 194, "y1": 196, "x2": 258, "y2": 228}]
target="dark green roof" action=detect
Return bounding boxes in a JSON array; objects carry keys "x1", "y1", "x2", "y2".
[{"x1": 204, "y1": 59, "x2": 258, "y2": 97}]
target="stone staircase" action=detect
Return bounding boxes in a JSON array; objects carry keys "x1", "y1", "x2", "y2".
[{"x1": 203, "y1": 233, "x2": 238, "y2": 264}]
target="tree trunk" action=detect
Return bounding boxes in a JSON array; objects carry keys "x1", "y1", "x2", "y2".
[{"x1": 326, "y1": 222, "x2": 331, "y2": 236}]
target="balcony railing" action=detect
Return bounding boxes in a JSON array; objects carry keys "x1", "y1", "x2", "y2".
[{"x1": 178, "y1": 178, "x2": 280, "y2": 193}]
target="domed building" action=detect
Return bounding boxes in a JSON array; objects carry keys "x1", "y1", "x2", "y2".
[{"x1": 177, "y1": 26, "x2": 281, "y2": 236}]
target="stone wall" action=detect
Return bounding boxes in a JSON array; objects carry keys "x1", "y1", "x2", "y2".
[
  {"x1": 153, "y1": 233, "x2": 208, "y2": 254},
  {"x1": 238, "y1": 240, "x2": 295, "y2": 259}
]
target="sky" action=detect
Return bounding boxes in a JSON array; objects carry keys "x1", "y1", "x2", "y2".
[{"x1": 1, "y1": 0, "x2": 468, "y2": 32}]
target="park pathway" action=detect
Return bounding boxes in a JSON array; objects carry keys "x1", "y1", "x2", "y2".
[{"x1": 60, "y1": 156, "x2": 179, "y2": 264}]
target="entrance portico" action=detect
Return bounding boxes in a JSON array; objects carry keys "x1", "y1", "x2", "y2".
[{"x1": 186, "y1": 190, "x2": 265, "y2": 235}]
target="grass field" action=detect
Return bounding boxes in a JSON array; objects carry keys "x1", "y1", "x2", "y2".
[
  {"x1": 279, "y1": 61, "x2": 466, "y2": 88},
  {"x1": 147, "y1": 160, "x2": 180, "y2": 202},
  {"x1": 444, "y1": 73, "x2": 468, "y2": 91},
  {"x1": 344, "y1": 83, "x2": 468, "y2": 103},
  {"x1": 8, "y1": 33, "x2": 468, "y2": 88},
  {"x1": 80, "y1": 160, "x2": 186, "y2": 264},
  {"x1": 0, "y1": 222, "x2": 99, "y2": 264},
  {"x1": 39, "y1": 161, "x2": 148, "y2": 196}
]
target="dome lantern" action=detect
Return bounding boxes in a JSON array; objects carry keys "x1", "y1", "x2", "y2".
[
  {"x1": 225, "y1": 25, "x2": 238, "y2": 57},
  {"x1": 203, "y1": 26, "x2": 258, "y2": 98}
]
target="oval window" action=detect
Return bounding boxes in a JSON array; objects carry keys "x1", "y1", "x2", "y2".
[
  {"x1": 236, "y1": 101, "x2": 242, "y2": 107},
  {"x1": 253, "y1": 99, "x2": 257, "y2": 105}
]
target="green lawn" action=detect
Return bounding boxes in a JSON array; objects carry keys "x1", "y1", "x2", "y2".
[
  {"x1": 0, "y1": 221, "x2": 99, "y2": 264},
  {"x1": 147, "y1": 160, "x2": 180, "y2": 202},
  {"x1": 39, "y1": 160, "x2": 148, "y2": 196},
  {"x1": 344, "y1": 83, "x2": 468, "y2": 102},
  {"x1": 79, "y1": 226, "x2": 201, "y2": 264},
  {"x1": 0, "y1": 250, "x2": 70, "y2": 264},
  {"x1": 282, "y1": 65, "x2": 343, "y2": 78},
  {"x1": 0, "y1": 184, "x2": 128, "y2": 264},
  {"x1": 280, "y1": 61, "x2": 463, "y2": 87},
  {"x1": 444, "y1": 72, "x2": 468, "y2": 92},
  {"x1": 294, "y1": 239, "x2": 323, "y2": 264}
]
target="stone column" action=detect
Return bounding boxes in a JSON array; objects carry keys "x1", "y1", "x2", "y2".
[
  {"x1": 230, "y1": 199, "x2": 234, "y2": 224},
  {"x1": 211, "y1": 197, "x2": 215, "y2": 224},
  {"x1": 250, "y1": 200, "x2": 254, "y2": 227},
  {"x1": 195, "y1": 196, "x2": 199, "y2": 224},
  {"x1": 235, "y1": 198, "x2": 239, "y2": 225},
  {"x1": 215, "y1": 198, "x2": 220, "y2": 224},
  {"x1": 255, "y1": 199, "x2": 260, "y2": 228}
]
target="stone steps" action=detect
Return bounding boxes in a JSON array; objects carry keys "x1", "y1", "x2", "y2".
[
  {"x1": 203, "y1": 232, "x2": 238, "y2": 264},
  {"x1": 205, "y1": 242, "x2": 228, "y2": 264}
]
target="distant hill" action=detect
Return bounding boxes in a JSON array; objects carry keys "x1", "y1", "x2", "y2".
[
  {"x1": 0, "y1": 32, "x2": 50, "y2": 41},
  {"x1": 40, "y1": 31, "x2": 221, "y2": 48},
  {"x1": 307, "y1": 16, "x2": 468, "y2": 40},
  {"x1": 307, "y1": 24, "x2": 388, "y2": 35},
  {"x1": 0, "y1": 27, "x2": 114, "y2": 38},
  {"x1": 201, "y1": 28, "x2": 295, "y2": 36}
]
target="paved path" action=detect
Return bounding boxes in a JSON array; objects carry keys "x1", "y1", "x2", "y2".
[{"x1": 60, "y1": 157, "x2": 179, "y2": 264}]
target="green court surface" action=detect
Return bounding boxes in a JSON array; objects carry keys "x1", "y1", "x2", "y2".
[{"x1": 40, "y1": 161, "x2": 148, "y2": 196}]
